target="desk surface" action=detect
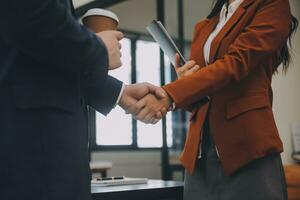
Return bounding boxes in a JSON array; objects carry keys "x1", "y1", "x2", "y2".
[{"x1": 92, "y1": 180, "x2": 184, "y2": 200}]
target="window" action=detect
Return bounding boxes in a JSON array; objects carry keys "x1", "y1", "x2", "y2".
[
  {"x1": 96, "y1": 38, "x2": 132, "y2": 146},
  {"x1": 136, "y1": 40, "x2": 162, "y2": 148},
  {"x1": 90, "y1": 34, "x2": 186, "y2": 150}
]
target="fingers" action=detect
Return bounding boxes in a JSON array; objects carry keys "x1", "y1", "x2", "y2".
[
  {"x1": 112, "y1": 31, "x2": 124, "y2": 41},
  {"x1": 151, "y1": 118, "x2": 159, "y2": 124},
  {"x1": 134, "y1": 106, "x2": 152, "y2": 122},
  {"x1": 156, "y1": 111, "x2": 162, "y2": 119},
  {"x1": 136, "y1": 108, "x2": 165, "y2": 124},
  {"x1": 155, "y1": 87, "x2": 167, "y2": 99},
  {"x1": 148, "y1": 107, "x2": 168, "y2": 124},
  {"x1": 154, "y1": 107, "x2": 167, "y2": 120},
  {"x1": 185, "y1": 65, "x2": 200, "y2": 76},
  {"x1": 139, "y1": 106, "x2": 168, "y2": 124},
  {"x1": 96, "y1": 30, "x2": 123, "y2": 41},
  {"x1": 126, "y1": 94, "x2": 168, "y2": 124},
  {"x1": 180, "y1": 60, "x2": 196, "y2": 71},
  {"x1": 175, "y1": 53, "x2": 180, "y2": 69},
  {"x1": 176, "y1": 60, "x2": 197, "y2": 78},
  {"x1": 129, "y1": 97, "x2": 154, "y2": 122},
  {"x1": 191, "y1": 65, "x2": 200, "y2": 72},
  {"x1": 144, "y1": 83, "x2": 166, "y2": 99},
  {"x1": 143, "y1": 112, "x2": 156, "y2": 124},
  {"x1": 160, "y1": 107, "x2": 168, "y2": 117},
  {"x1": 123, "y1": 86, "x2": 171, "y2": 124},
  {"x1": 96, "y1": 30, "x2": 123, "y2": 70},
  {"x1": 126, "y1": 98, "x2": 147, "y2": 115},
  {"x1": 150, "y1": 113, "x2": 161, "y2": 124}
]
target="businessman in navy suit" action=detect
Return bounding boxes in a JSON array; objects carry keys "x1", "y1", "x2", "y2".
[{"x1": 0, "y1": 0, "x2": 166, "y2": 200}]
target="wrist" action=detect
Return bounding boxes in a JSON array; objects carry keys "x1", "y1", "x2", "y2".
[
  {"x1": 118, "y1": 85, "x2": 137, "y2": 110},
  {"x1": 118, "y1": 84, "x2": 128, "y2": 109},
  {"x1": 162, "y1": 91, "x2": 173, "y2": 110}
]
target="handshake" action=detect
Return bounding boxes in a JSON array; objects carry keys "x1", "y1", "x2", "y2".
[
  {"x1": 97, "y1": 31, "x2": 172, "y2": 124},
  {"x1": 98, "y1": 30, "x2": 200, "y2": 124},
  {"x1": 118, "y1": 83, "x2": 172, "y2": 124}
]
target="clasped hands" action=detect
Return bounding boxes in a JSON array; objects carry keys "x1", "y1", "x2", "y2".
[
  {"x1": 118, "y1": 54, "x2": 201, "y2": 124},
  {"x1": 97, "y1": 31, "x2": 171, "y2": 123},
  {"x1": 118, "y1": 83, "x2": 172, "y2": 124}
]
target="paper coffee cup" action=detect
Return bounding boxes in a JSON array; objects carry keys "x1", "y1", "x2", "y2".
[{"x1": 82, "y1": 8, "x2": 119, "y2": 32}]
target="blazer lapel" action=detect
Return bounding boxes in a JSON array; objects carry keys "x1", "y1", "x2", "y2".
[
  {"x1": 193, "y1": 17, "x2": 219, "y2": 67},
  {"x1": 209, "y1": 0, "x2": 256, "y2": 63},
  {"x1": 209, "y1": 7, "x2": 245, "y2": 63},
  {"x1": 242, "y1": 0, "x2": 256, "y2": 8}
]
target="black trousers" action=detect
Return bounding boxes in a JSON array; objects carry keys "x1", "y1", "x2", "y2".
[{"x1": 184, "y1": 119, "x2": 288, "y2": 200}]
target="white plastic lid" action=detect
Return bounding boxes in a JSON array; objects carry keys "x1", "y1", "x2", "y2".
[{"x1": 82, "y1": 8, "x2": 119, "y2": 23}]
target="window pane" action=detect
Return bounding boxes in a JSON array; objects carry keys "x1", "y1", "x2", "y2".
[
  {"x1": 164, "y1": 56, "x2": 174, "y2": 148},
  {"x1": 136, "y1": 40, "x2": 162, "y2": 148},
  {"x1": 96, "y1": 38, "x2": 132, "y2": 146}
]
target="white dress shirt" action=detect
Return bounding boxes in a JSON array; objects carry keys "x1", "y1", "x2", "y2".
[
  {"x1": 203, "y1": 0, "x2": 244, "y2": 65},
  {"x1": 115, "y1": 83, "x2": 125, "y2": 107},
  {"x1": 199, "y1": 0, "x2": 244, "y2": 159}
]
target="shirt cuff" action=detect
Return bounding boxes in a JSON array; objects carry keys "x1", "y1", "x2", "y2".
[
  {"x1": 115, "y1": 83, "x2": 125, "y2": 107},
  {"x1": 171, "y1": 102, "x2": 176, "y2": 110}
]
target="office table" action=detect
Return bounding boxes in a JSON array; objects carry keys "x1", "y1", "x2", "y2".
[
  {"x1": 91, "y1": 180, "x2": 184, "y2": 200},
  {"x1": 284, "y1": 165, "x2": 300, "y2": 200}
]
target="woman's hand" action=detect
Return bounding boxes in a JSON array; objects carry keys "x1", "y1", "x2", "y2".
[{"x1": 174, "y1": 53, "x2": 200, "y2": 79}]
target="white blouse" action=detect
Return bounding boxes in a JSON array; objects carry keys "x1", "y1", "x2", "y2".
[
  {"x1": 203, "y1": 0, "x2": 244, "y2": 65},
  {"x1": 199, "y1": 0, "x2": 244, "y2": 159}
]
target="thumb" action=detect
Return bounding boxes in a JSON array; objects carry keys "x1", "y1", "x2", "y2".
[
  {"x1": 145, "y1": 83, "x2": 166, "y2": 99},
  {"x1": 112, "y1": 31, "x2": 124, "y2": 41},
  {"x1": 155, "y1": 88, "x2": 167, "y2": 99}
]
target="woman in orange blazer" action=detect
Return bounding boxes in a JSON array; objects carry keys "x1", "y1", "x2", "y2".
[
  {"x1": 158, "y1": 0, "x2": 299, "y2": 199},
  {"x1": 126, "y1": 0, "x2": 299, "y2": 199},
  {"x1": 128, "y1": 0, "x2": 298, "y2": 198}
]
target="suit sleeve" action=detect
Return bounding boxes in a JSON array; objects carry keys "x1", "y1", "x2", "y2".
[
  {"x1": 163, "y1": 0, "x2": 291, "y2": 108},
  {"x1": 0, "y1": 0, "x2": 122, "y2": 115}
]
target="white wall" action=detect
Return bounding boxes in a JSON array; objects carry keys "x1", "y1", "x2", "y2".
[
  {"x1": 73, "y1": 0, "x2": 93, "y2": 8},
  {"x1": 74, "y1": 0, "x2": 212, "y2": 40},
  {"x1": 107, "y1": 0, "x2": 211, "y2": 40},
  {"x1": 73, "y1": 0, "x2": 300, "y2": 178},
  {"x1": 91, "y1": 151, "x2": 161, "y2": 178},
  {"x1": 272, "y1": 0, "x2": 300, "y2": 164}
]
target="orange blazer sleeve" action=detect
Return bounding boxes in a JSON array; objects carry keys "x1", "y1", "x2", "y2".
[
  {"x1": 182, "y1": 19, "x2": 209, "y2": 112},
  {"x1": 163, "y1": 0, "x2": 291, "y2": 108}
]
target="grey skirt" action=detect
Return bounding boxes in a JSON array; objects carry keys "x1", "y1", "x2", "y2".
[{"x1": 184, "y1": 121, "x2": 288, "y2": 200}]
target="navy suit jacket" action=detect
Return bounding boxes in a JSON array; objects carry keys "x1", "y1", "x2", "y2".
[{"x1": 0, "y1": 0, "x2": 122, "y2": 200}]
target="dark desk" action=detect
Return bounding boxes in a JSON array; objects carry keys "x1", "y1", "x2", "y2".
[{"x1": 91, "y1": 180, "x2": 184, "y2": 200}]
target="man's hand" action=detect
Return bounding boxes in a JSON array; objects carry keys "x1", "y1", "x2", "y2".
[
  {"x1": 118, "y1": 82, "x2": 166, "y2": 111},
  {"x1": 97, "y1": 30, "x2": 124, "y2": 70}
]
